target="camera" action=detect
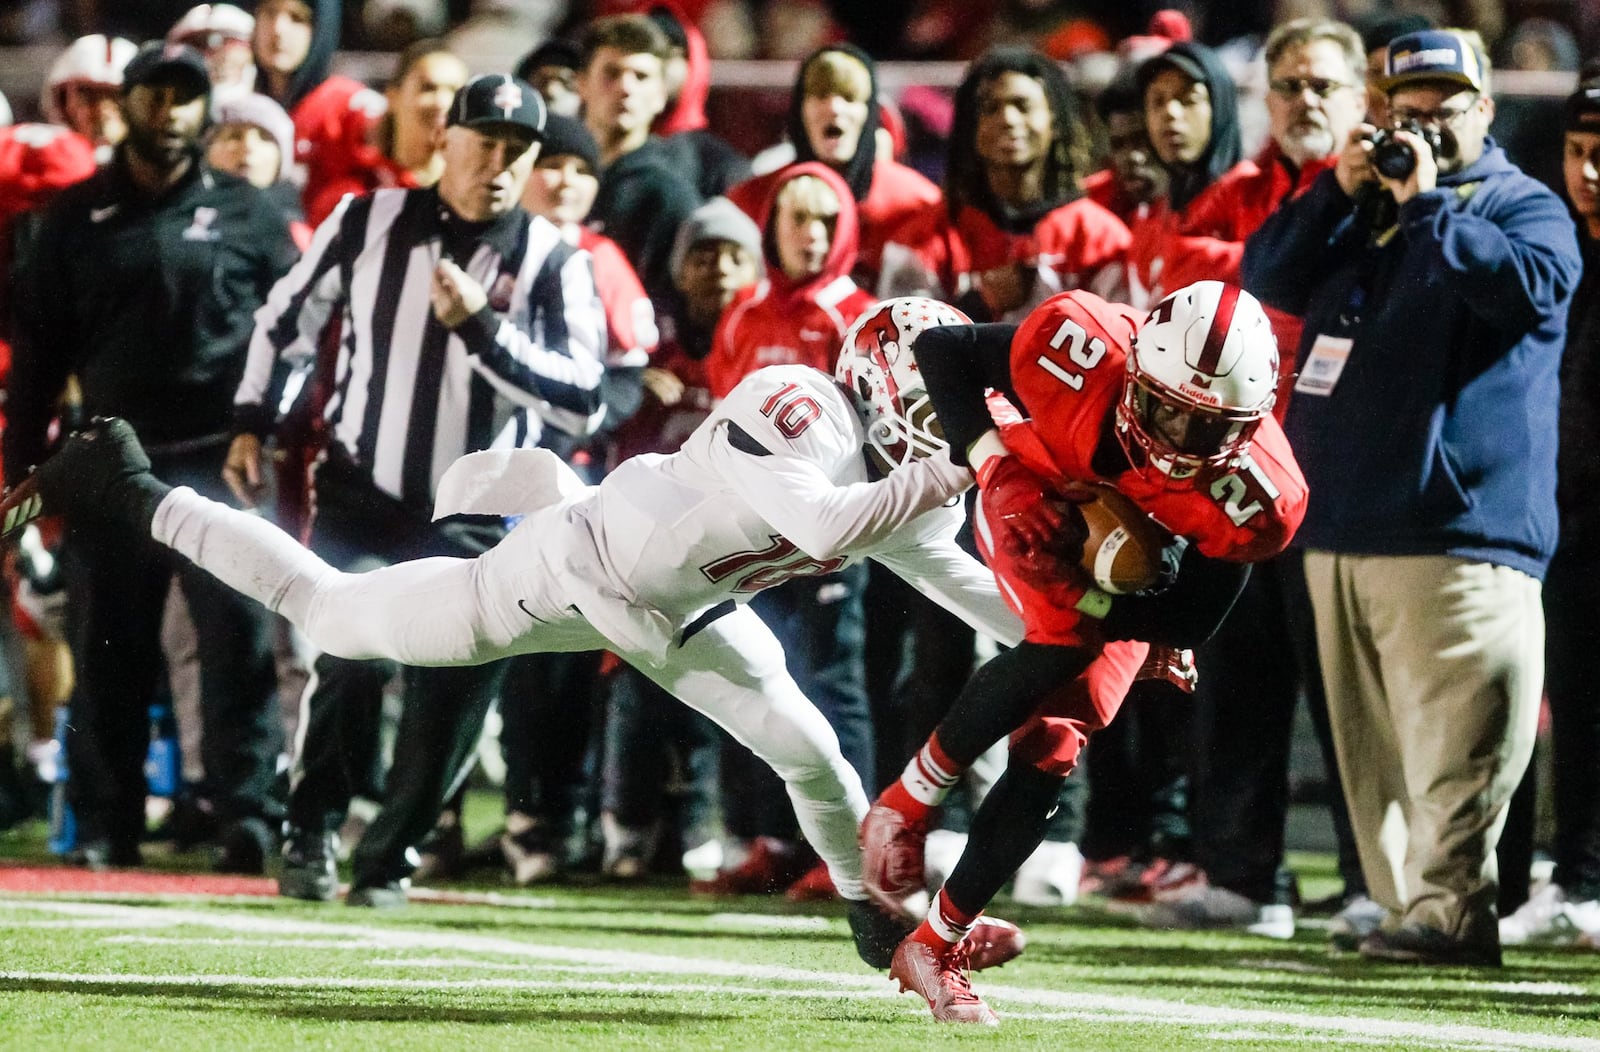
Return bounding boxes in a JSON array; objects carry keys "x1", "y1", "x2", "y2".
[{"x1": 1367, "y1": 121, "x2": 1447, "y2": 181}]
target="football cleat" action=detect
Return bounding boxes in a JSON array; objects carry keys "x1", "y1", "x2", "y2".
[
  {"x1": 848, "y1": 897, "x2": 915, "y2": 968},
  {"x1": 0, "y1": 416, "x2": 160, "y2": 538},
  {"x1": 785, "y1": 858, "x2": 839, "y2": 902},
  {"x1": 859, "y1": 802, "x2": 929, "y2": 917},
  {"x1": 889, "y1": 936, "x2": 999, "y2": 1025},
  {"x1": 963, "y1": 916, "x2": 1027, "y2": 971}
]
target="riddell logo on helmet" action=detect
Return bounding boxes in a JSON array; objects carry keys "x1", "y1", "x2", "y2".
[{"x1": 1179, "y1": 382, "x2": 1223, "y2": 406}]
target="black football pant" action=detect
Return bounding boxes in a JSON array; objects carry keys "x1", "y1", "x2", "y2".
[
  {"x1": 63, "y1": 441, "x2": 283, "y2": 854},
  {"x1": 284, "y1": 458, "x2": 510, "y2": 887}
]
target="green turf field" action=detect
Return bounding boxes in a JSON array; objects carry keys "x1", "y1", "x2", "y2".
[{"x1": 2, "y1": 825, "x2": 1598, "y2": 1051}]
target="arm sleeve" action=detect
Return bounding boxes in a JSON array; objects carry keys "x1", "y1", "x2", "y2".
[
  {"x1": 1099, "y1": 542, "x2": 1252, "y2": 648},
  {"x1": 1240, "y1": 169, "x2": 1356, "y2": 316},
  {"x1": 5, "y1": 205, "x2": 76, "y2": 484},
  {"x1": 914, "y1": 322, "x2": 1021, "y2": 466},
  {"x1": 456, "y1": 239, "x2": 606, "y2": 420},
  {"x1": 1399, "y1": 180, "x2": 1581, "y2": 334},
  {"x1": 234, "y1": 195, "x2": 353, "y2": 435}
]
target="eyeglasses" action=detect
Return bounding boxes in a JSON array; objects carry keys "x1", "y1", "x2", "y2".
[
  {"x1": 1388, "y1": 99, "x2": 1478, "y2": 127},
  {"x1": 1268, "y1": 77, "x2": 1356, "y2": 100}
]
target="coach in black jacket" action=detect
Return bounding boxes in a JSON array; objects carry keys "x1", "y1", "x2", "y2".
[{"x1": 7, "y1": 43, "x2": 299, "y2": 871}]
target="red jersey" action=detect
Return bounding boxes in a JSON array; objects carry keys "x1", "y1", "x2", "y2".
[
  {"x1": 291, "y1": 75, "x2": 388, "y2": 227},
  {"x1": 1082, "y1": 167, "x2": 1143, "y2": 228},
  {"x1": 879, "y1": 197, "x2": 1130, "y2": 320},
  {"x1": 999, "y1": 290, "x2": 1307, "y2": 565}
]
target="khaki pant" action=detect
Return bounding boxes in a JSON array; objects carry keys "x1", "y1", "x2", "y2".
[{"x1": 1303, "y1": 552, "x2": 1542, "y2": 944}]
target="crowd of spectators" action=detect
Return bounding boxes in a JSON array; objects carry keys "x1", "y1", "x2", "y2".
[{"x1": 0, "y1": 0, "x2": 1596, "y2": 972}]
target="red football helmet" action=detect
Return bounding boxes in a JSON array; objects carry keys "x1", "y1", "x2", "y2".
[
  {"x1": 836, "y1": 297, "x2": 972, "y2": 470},
  {"x1": 1117, "y1": 280, "x2": 1278, "y2": 481}
]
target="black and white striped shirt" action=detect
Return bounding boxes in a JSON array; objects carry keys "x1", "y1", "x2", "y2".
[{"x1": 236, "y1": 186, "x2": 605, "y2": 507}]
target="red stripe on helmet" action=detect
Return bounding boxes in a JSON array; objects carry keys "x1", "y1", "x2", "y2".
[{"x1": 1195, "y1": 284, "x2": 1241, "y2": 376}]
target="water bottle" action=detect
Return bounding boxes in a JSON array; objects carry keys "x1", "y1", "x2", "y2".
[
  {"x1": 144, "y1": 703, "x2": 180, "y2": 799},
  {"x1": 46, "y1": 706, "x2": 74, "y2": 854}
]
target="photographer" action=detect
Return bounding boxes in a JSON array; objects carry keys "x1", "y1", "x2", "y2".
[{"x1": 1242, "y1": 30, "x2": 1581, "y2": 966}]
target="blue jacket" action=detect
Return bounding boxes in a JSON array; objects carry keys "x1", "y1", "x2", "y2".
[{"x1": 1242, "y1": 142, "x2": 1580, "y2": 580}]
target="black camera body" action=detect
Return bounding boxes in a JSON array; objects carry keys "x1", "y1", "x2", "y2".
[{"x1": 1367, "y1": 121, "x2": 1447, "y2": 181}]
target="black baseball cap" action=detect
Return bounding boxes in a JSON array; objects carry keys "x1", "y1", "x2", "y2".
[
  {"x1": 121, "y1": 41, "x2": 211, "y2": 96},
  {"x1": 448, "y1": 74, "x2": 547, "y2": 139}
]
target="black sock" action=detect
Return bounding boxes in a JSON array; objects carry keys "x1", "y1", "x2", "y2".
[{"x1": 943, "y1": 764, "x2": 1065, "y2": 916}]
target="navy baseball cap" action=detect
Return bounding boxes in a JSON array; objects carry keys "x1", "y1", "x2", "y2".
[
  {"x1": 448, "y1": 74, "x2": 547, "y2": 138},
  {"x1": 121, "y1": 41, "x2": 211, "y2": 96},
  {"x1": 1382, "y1": 29, "x2": 1488, "y2": 95}
]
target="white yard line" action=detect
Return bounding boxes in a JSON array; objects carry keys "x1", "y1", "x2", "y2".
[{"x1": 0, "y1": 897, "x2": 1595, "y2": 1051}]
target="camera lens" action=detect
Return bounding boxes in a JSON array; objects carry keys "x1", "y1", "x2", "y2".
[{"x1": 1372, "y1": 137, "x2": 1417, "y2": 180}]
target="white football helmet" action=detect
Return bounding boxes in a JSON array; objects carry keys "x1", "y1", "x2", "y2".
[
  {"x1": 1118, "y1": 280, "x2": 1278, "y2": 481},
  {"x1": 41, "y1": 35, "x2": 137, "y2": 126},
  {"x1": 167, "y1": 4, "x2": 256, "y2": 48},
  {"x1": 836, "y1": 296, "x2": 972, "y2": 470}
]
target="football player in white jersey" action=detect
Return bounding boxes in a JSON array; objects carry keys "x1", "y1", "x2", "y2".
[{"x1": 0, "y1": 297, "x2": 1021, "y2": 969}]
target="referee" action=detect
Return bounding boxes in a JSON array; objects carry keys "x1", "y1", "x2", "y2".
[{"x1": 227, "y1": 74, "x2": 606, "y2": 906}]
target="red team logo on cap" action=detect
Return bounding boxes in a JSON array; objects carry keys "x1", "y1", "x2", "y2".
[{"x1": 493, "y1": 80, "x2": 524, "y2": 117}]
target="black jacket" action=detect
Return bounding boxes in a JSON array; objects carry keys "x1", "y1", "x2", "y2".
[
  {"x1": 592, "y1": 137, "x2": 702, "y2": 310},
  {"x1": 6, "y1": 151, "x2": 297, "y2": 483}
]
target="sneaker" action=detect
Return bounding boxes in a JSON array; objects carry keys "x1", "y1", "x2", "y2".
[
  {"x1": 1079, "y1": 854, "x2": 1140, "y2": 898},
  {"x1": 65, "y1": 837, "x2": 143, "y2": 870},
  {"x1": 1143, "y1": 859, "x2": 1206, "y2": 902},
  {"x1": 412, "y1": 818, "x2": 466, "y2": 884},
  {"x1": 1011, "y1": 840, "x2": 1084, "y2": 907},
  {"x1": 0, "y1": 417, "x2": 160, "y2": 537},
  {"x1": 214, "y1": 816, "x2": 275, "y2": 875},
  {"x1": 924, "y1": 829, "x2": 968, "y2": 891},
  {"x1": 1359, "y1": 924, "x2": 1501, "y2": 967},
  {"x1": 1498, "y1": 882, "x2": 1593, "y2": 947},
  {"x1": 690, "y1": 836, "x2": 815, "y2": 896},
  {"x1": 346, "y1": 880, "x2": 407, "y2": 909},
  {"x1": 848, "y1": 897, "x2": 914, "y2": 968},
  {"x1": 888, "y1": 937, "x2": 999, "y2": 1025},
  {"x1": 785, "y1": 859, "x2": 838, "y2": 902},
  {"x1": 279, "y1": 829, "x2": 338, "y2": 902},
  {"x1": 502, "y1": 825, "x2": 563, "y2": 886},
  {"x1": 1140, "y1": 881, "x2": 1295, "y2": 939},
  {"x1": 860, "y1": 803, "x2": 930, "y2": 916},
  {"x1": 1328, "y1": 894, "x2": 1387, "y2": 952},
  {"x1": 963, "y1": 916, "x2": 1026, "y2": 971}
]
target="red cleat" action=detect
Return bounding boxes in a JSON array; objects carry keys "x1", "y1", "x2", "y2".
[
  {"x1": 784, "y1": 858, "x2": 838, "y2": 902},
  {"x1": 689, "y1": 837, "x2": 815, "y2": 896},
  {"x1": 859, "y1": 802, "x2": 929, "y2": 917},
  {"x1": 962, "y1": 916, "x2": 1026, "y2": 971},
  {"x1": 889, "y1": 937, "x2": 999, "y2": 1025}
]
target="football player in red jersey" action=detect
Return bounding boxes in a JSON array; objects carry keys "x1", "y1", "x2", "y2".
[{"x1": 859, "y1": 280, "x2": 1308, "y2": 1023}]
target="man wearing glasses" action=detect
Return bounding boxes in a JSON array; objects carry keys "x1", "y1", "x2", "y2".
[{"x1": 1243, "y1": 29, "x2": 1581, "y2": 966}]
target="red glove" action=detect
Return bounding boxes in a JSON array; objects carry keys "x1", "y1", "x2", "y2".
[{"x1": 976, "y1": 455, "x2": 1091, "y2": 586}]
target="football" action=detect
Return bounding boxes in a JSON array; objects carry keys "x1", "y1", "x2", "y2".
[{"x1": 1076, "y1": 484, "x2": 1174, "y2": 595}]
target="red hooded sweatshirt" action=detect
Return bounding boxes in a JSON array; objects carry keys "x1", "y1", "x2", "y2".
[
  {"x1": 1136, "y1": 139, "x2": 1335, "y2": 414},
  {"x1": 708, "y1": 162, "x2": 875, "y2": 398}
]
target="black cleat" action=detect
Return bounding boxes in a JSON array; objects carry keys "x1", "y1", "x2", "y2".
[
  {"x1": 848, "y1": 897, "x2": 915, "y2": 969},
  {"x1": 0, "y1": 417, "x2": 163, "y2": 537}
]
